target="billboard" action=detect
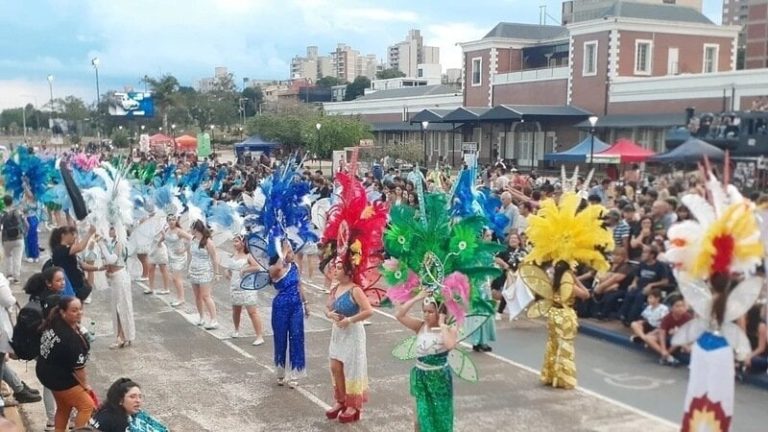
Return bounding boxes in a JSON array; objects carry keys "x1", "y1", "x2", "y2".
[{"x1": 108, "y1": 92, "x2": 155, "y2": 118}]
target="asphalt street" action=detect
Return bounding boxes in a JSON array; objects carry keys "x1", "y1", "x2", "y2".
[{"x1": 7, "y1": 250, "x2": 761, "y2": 431}]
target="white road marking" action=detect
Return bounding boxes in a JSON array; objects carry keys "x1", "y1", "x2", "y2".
[{"x1": 303, "y1": 279, "x2": 679, "y2": 428}]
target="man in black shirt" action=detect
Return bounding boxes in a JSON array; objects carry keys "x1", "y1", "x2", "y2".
[{"x1": 618, "y1": 245, "x2": 669, "y2": 326}]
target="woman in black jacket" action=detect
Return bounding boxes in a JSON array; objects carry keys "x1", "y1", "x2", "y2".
[{"x1": 36, "y1": 296, "x2": 94, "y2": 431}]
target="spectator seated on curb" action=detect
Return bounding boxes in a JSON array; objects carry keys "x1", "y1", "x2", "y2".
[
  {"x1": 589, "y1": 247, "x2": 636, "y2": 320},
  {"x1": 740, "y1": 304, "x2": 768, "y2": 373},
  {"x1": 629, "y1": 288, "x2": 668, "y2": 355},
  {"x1": 656, "y1": 295, "x2": 692, "y2": 366},
  {"x1": 618, "y1": 245, "x2": 669, "y2": 326}
]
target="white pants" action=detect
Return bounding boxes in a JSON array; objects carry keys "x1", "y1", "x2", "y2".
[{"x1": 2, "y1": 239, "x2": 23, "y2": 279}]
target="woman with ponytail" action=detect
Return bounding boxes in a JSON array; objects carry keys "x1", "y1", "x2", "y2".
[
  {"x1": 188, "y1": 220, "x2": 219, "y2": 329},
  {"x1": 35, "y1": 296, "x2": 94, "y2": 431}
]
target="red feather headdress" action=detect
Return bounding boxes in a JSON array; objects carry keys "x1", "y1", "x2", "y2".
[{"x1": 321, "y1": 171, "x2": 388, "y2": 290}]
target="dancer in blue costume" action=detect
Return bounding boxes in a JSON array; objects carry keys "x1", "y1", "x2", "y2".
[
  {"x1": 23, "y1": 190, "x2": 40, "y2": 262},
  {"x1": 268, "y1": 239, "x2": 310, "y2": 388}
]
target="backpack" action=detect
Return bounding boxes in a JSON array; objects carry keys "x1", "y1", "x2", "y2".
[
  {"x1": 10, "y1": 299, "x2": 44, "y2": 361},
  {"x1": 2, "y1": 211, "x2": 22, "y2": 240}
]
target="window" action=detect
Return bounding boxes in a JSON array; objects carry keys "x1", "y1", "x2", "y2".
[
  {"x1": 703, "y1": 44, "x2": 719, "y2": 73},
  {"x1": 471, "y1": 57, "x2": 482, "y2": 86},
  {"x1": 634, "y1": 40, "x2": 652, "y2": 75},
  {"x1": 583, "y1": 41, "x2": 598, "y2": 76}
]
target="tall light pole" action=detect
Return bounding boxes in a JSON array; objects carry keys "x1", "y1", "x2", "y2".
[
  {"x1": 91, "y1": 57, "x2": 100, "y2": 140},
  {"x1": 421, "y1": 120, "x2": 429, "y2": 168},
  {"x1": 46, "y1": 74, "x2": 54, "y2": 120},
  {"x1": 209, "y1": 124, "x2": 215, "y2": 157},
  {"x1": 316, "y1": 122, "x2": 322, "y2": 174},
  {"x1": 588, "y1": 115, "x2": 599, "y2": 170}
]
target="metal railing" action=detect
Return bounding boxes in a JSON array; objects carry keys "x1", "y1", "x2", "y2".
[{"x1": 493, "y1": 66, "x2": 569, "y2": 85}]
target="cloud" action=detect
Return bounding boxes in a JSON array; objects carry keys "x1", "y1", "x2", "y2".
[
  {"x1": 0, "y1": 78, "x2": 93, "y2": 110},
  {"x1": 424, "y1": 22, "x2": 489, "y2": 70}
]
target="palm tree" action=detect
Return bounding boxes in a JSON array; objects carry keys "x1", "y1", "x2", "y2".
[{"x1": 144, "y1": 74, "x2": 180, "y2": 131}]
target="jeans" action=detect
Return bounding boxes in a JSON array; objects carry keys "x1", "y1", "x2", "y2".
[
  {"x1": 43, "y1": 387, "x2": 56, "y2": 423},
  {"x1": 2, "y1": 239, "x2": 23, "y2": 280},
  {"x1": 1, "y1": 363, "x2": 24, "y2": 393},
  {"x1": 52, "y1": 385, "x2": 94, "y2": 432},
  {"x1": 618, "y1": 288, "x2": 646, "y2": 324}
]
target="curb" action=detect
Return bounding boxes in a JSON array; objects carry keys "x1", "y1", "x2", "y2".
[{"x1": 578, "y1": 320, "x2": 768, "y2": 391}]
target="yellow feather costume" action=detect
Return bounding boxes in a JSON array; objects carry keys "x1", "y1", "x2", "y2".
[{"x1": 520, "y1": 191, "x2": 613, "y2": 389}]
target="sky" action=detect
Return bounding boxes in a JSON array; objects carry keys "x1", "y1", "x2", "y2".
[{"x1": 0, "y1": 0, "x2": 724, "y2": 110}]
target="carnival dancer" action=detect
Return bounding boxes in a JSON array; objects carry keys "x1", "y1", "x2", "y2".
[
  {"x1": 269, "y1": 239, "x2": 309, "y2": 388},
  {"x1": 164, "y1": 215, "x2": 190, "y2": 307},
  {"x1": 224, "y1": 234, "x2": 265, "y2": 346},
  {"x1": 665, "y1": 156, "x2": 764, "y2": 432},
  {"x1": 383, "y1": 179, "x2": 503, "y2": 431},
  {"x1": 98, "y1": 227, "x2": 135, "y2": 349},
  {"x1": 396, "y1": 291, "x2": 457, "y2": 432},
  {"x1": 146, "y1": 226, "x2": 171, "y2": 295},
  {"x1": 509, "y1": 182, "x2": 613, "y2": 389},
  {"x1": 189, "y1": 220, "x2": 219, "y2": 329},
  {"x1": 319, "y1": 168, "x2": 387, "y2": 423},
  {"x1": 23, "y1": 188, "x2": 40, "y2": 262}
]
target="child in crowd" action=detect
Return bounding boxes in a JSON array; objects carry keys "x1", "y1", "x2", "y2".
[
  {"x1": 656, "y1": 295, "x2": 692, "y2": 365},
  {"x1": 629, "y1": 288, "x2": 669, "y2": 353}
]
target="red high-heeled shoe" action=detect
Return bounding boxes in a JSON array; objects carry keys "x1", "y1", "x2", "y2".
[
  {"x1": 325, "y1": 404, "x2": 345, "y2": 419},
  {"x1": 338, "y1": 408, "x2": 360, "y2": 423}
]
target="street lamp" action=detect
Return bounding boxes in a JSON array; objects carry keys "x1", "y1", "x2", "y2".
[
  {"x1": 421, "y1": 120, "x2": 429, "y2": 167},
  {"x1": 315, "y1": 123, "x2": 322, "y2": 174},
  {"x1": 46, "y1": 75, "x2": 54, "y2": 119},
  {"x1": 209, "y1": 124, "x2": 215, "y2": 156},
  {"x1": 91, "y1": 57, "x2": 101, "y2": 139},
  {"x1": 588, "y1": 115, "x2": 599, "y2": 169}
]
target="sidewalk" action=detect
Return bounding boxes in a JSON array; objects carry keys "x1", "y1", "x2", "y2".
[{"x1": 578, "y1": 318, "x2": 768, "y2": 391}]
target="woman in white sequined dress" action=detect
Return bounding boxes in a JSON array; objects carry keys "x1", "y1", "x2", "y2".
[
  {"x1": 224, "y1": 235, "x2": 265, "y2": 346},
  {"x1": 164, "y1": 215, "x2": 190, "y2": 307},
  {"x1": 188, "y1": 220, "x2": 219, "y2": 329}
]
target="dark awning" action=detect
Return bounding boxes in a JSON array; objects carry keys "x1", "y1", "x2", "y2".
[
  {"x1": 441, "y1": 107, "x2": 492, "y2": 122},
  {"x1": 410, "y1": 109, "x2": 455, "y2": 124},
  {"x1": 576, "y1": 113, "x2": 687, "y2": 128},
  {"x1": 481, "y1": 104, "x2": 592, "y2": 121},
  {"x1": 370, "y1": 122, "x2": 456, "y2": 132},
  {"x1": 649, "y1": 137, "x2": 725, "y2": 163}
]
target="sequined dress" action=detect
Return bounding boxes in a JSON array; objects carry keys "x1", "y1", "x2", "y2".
[
  {"x1": 164, "y1": 231, "x2": 187, "y2": 272},
  {"x1": 328, "y1": 288, "x2": 368, "y2": 409},
  {"x1": 227, "y1": 255, "x2": 259, "y2": 306},
  {"x1": 410, "y1": 325, "x2": 452, "y2": 432},
  {"x1": 271, "y1": 263, "x2": 306, "y2": 380},
  {"x1": 188, "y1": 243, "x2": 214, "y2": 284}
]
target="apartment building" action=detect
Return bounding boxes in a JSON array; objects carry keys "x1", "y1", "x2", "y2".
[
  {"x1": 388, "y1": 29, "x2": 440, "y2": 77},
  {"x1": 745, "y1": 0, "x2": 768, "y2": 68}
]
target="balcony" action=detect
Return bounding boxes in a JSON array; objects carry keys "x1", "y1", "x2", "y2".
[{"x1": 493, "y1": 66, "x2": 569, "y2": 85}]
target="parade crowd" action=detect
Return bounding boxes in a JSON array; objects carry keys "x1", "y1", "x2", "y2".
[{"x1": 0, "y1": 144, "x2": 762, "y2": 432}]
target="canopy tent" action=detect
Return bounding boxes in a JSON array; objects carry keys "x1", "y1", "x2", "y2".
[
  {"x1": 234, "y1": 135, "x2": 280, "y2": 156},
  {"x1": 174, "y1": 135, "x2": 197, "y2": 151},
  {"x1": 544, "y1": 135, "x2": 610, "y2": 162},
  {"x1": 149, "y1": 133, "x2": 173, "y2": 145},
  {"x1": 590, "y1": 138, "x2": 656, "y2": 164},
  {"x1": 648, "y1": 138, "x2": 724, "y2": 163}
]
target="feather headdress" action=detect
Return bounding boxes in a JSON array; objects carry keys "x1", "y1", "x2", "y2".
[
  {"x1": 321, "y1": 170, "x2": 388, "y2": 290},
  {"x1": 82, "y1": 162, "x2": 134, "y2": 244},
  {"x1": 524, "y1": 191, "x2": 613, "y2": 273},
  {"x1": 666, "y1": 155, "x2": 762, "y2": 280},
  {"x1": 243, "y1": 155, "x2": 316, "y2": 259},
  {"x1": 2, "y1": 146, "x2": 54, "y2": 201},
  {"x1": 450, "y1": 164, "x2": 509, "y2": 240},
  {"x1": 381, "y1": 191, "x2": 503, "y2": 323}
]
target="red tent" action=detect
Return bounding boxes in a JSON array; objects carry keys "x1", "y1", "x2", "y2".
[
  {"x1": 149, "y1": 133, "x2": 173, "y2": 145},
  {"x1": 174, "y1": 135, "x2": 197, "y2": 151},
  {"x1": 591, "y1": 138, "x2": 655, "y2": 163}
]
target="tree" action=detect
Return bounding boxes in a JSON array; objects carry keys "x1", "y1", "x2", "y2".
[
  {"x1": 58, "y1": 96, "x2": 89, "y2": 122},
  {"x1": 344, "y1": 76, "x2": 371, "y2": 101},
  {"x1": 145, "y1": 74, "x2": 180, "y2": 130},
  {"x1": 242, "y1": 86, "x2": 264, "y2": 117},
  {"x1": 310, "y1": 114, "x2": 372, "y2": 158},
  {"x1": 376, "y1": 68, "x2": 406, "y2": 80},
  {"x1": 110, "y1": 129, "x2": 130, "y2": 147},
  {"x1": 316, "y1": 76, "x2": 344, "y2": 88}
]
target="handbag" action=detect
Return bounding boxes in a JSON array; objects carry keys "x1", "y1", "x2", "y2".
[
  {"x1": 130, "y1": 411, "x2": 169, "y2": 432},
  {"x1": 74, "y1": 279, "x2": 93, "y2": 302}
]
